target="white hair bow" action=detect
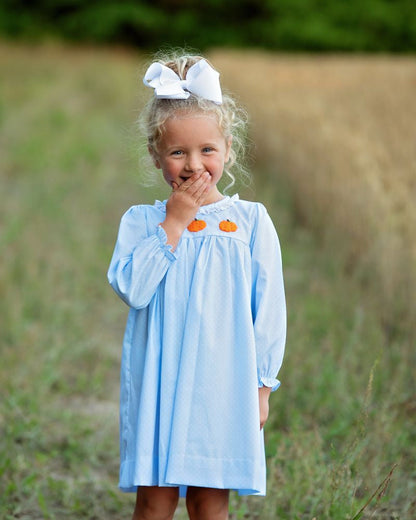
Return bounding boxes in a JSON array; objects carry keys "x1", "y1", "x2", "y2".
[{"x1": 143, "y1": 59, "x2": 222, "y2": 105}]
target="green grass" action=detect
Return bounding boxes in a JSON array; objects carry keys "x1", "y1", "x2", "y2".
[{"x1": 0, "y1": 42, "x2": 414, "y2": 519}]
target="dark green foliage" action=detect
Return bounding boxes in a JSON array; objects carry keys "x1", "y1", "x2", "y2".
[{"x1": 0, "y1": 0, "x2": 415, "y2": 51}]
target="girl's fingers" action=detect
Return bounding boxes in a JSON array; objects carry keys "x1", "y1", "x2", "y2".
[
  {"x1": 178, "y1": 172, "x2": 203, "y2": 191},
  {"x1": 193, "y1": 177, "x2": 211, "y2": 203},
  {"x1": 167, "y1": 172, "x2": 210, "y2": 214},
  {"x1": 185, "y1": 172, "x2": 210, "y2": 197}
]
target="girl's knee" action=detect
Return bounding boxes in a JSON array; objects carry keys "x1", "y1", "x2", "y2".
[
  {"x1": 186, "y1": 487, "x2": 229, "y2": 520},
  {"x1": 133, "y1": 486, "x2": 179, "y2": 520}
]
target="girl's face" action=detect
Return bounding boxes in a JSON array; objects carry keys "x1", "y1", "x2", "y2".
[{"x1": 151, "y1": 114, "x2": 232, "y2": 205}]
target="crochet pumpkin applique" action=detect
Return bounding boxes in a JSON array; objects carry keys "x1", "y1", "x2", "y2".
[
  {"x1": 186, "y1": 218, "x2": 238, "y2": 233},
  {"x1": 219, "y1": 219, "x2": 238, "y2": 232},
  {"x1": 187, "y1": 219, "x2": 207, "y2": 232}
]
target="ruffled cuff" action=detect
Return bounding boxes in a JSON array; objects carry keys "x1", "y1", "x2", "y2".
[
  {"x1": 156, "y1": 224, "x2": 178, "y2": 261},
  {"x1": 258, "y1": 376, "x2": 281, "y2": 392}
]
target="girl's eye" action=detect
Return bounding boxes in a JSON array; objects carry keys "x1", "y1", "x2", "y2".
[
  {"x1": 171, "y1": 150, "x2": 183, "y2": 156},
  {"x1": 202, "y1": 147, "x2": 214, "y2": 153}
]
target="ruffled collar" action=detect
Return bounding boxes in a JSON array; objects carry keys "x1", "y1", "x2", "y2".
[{"x1": 154, "y1": 194, "x2": 239, "y2": 215}]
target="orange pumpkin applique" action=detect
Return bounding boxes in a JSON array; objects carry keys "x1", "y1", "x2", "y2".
[
  {"x1": 187, "y1": 219, "x2": 207, "y2": 232},
  {"x1": 219, "y1": 219, "x2": 238, "y2": 232}
]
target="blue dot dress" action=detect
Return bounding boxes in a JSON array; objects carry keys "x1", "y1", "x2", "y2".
[{"x1": 107, "y1": 194, "x2": 286, "y2": 497}]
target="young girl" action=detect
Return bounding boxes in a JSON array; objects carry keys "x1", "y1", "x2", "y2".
[{"x1": 107, "y1": 52, "x2": 286, "y2": 520}]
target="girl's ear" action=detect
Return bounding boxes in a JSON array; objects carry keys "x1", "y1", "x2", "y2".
[
  {"x1": 225, "y1": 136, "x2": 233, "y2": 163},
  {"x1": 148, "y1": 145, "x2": 161, "y2": 169}
]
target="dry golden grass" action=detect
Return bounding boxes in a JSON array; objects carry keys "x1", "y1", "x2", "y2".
[{"x1": 211, "y1": 50, "x2": 416, "y2": 335}]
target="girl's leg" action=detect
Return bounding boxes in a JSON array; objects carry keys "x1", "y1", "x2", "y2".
[
  {"x1": 186, "y1": 486, "x2": 230, "y2": 520},
  {"x1": 132, "y1": 486, "x2": 179, "y2": 520}
]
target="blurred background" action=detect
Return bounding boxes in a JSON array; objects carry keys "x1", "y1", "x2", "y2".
[{"x1": 1, "y1": 1, "x2": 415, "y2": 519}]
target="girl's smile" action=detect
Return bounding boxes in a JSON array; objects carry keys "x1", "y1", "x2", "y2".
[{"x1": 152, "y1": 114, "x2": 232, "y2": 205}]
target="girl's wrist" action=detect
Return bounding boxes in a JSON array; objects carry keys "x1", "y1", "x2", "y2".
[
  {"x1": 259, "y1": 386, "x2": 272, "y2": 398},
  {"x1": 161, "y1": 215, "x2": 187, "y2": 234},
  {"x1": 160, "y1": 219, "x2": 186, "y2": 250}
]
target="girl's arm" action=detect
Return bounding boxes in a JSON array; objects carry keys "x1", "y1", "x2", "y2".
[
  {"x1": 251, "y1": 203, "x2": 287, "y2": 393},
  {"x1": 107, "y1": 206, "x2": 177, "y2": 309},
  {"x1": 108, "y1": 174, "x2": 210, "y2": 309},
  {"x1": 108, "y1": 173, "x2": 210, "y2": 309}
]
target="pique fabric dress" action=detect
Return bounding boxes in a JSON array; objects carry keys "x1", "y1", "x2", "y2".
[{"x1": 107, "y1": 194, "x2": 286, "y2": 497}]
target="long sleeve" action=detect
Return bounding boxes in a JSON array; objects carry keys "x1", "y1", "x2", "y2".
[
  {"x1": 250, "y1": 204, "x2": 286, "y2": 391},
  {"x1": 107, "y1": 205, "x2": 178, "y2": 309}
]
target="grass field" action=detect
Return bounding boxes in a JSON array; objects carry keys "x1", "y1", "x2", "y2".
[{"x1": 0, "y1": 42, "x2": 415, "y2": 519}]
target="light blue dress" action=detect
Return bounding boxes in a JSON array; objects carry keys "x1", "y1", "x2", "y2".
[{"x1": 107, "y1": 194, "x2": 286, "y2": 497}]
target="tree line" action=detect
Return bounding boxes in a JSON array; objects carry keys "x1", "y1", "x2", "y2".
[{"x1": 1, "y1": 0, "x2": 415, "y2": 52}]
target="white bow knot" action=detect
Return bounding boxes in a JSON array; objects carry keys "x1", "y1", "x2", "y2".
[{"x1": 143, "y1": 59, "x2": 222, "y2": 105}]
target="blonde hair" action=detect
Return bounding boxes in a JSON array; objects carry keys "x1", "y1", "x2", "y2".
[{"x1": 139, "y1": 51, "x2": 250, "y2": 191}]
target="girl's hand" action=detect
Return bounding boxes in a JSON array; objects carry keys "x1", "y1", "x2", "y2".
[
  {"x1": 259, "y1": 386, "x2": 272, "y2": 430},
  {"x1": 161, "y1": 172, "x2": 211, "y2": 249}
]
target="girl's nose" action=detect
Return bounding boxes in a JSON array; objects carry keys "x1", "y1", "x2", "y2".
[{"x1": 185, "y1": 153, "x2": 203, "y2": 173}]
